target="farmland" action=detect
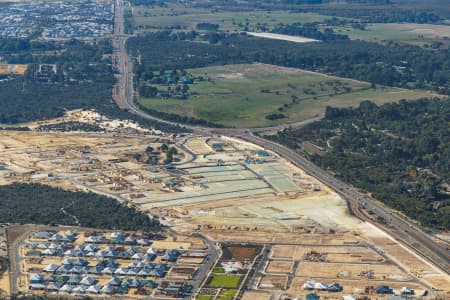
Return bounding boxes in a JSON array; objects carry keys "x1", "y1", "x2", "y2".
[
  {"x1": 131, "y1": 4, "x2": 329, "y2": 33},
  {"x1": 137, "y1": 63, "x2": 437, "y2": 128},
  {"x1": 334, "y1": 23, "x2": 450, "y2": 47}
]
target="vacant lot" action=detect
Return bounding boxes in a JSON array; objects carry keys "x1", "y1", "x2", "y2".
[
  {"x1": 266, "y1": 260, "x2": 294, "y2": 274},
  {"x1": 259, "y1": 275, "x2": 288, "y2": 289},
  {"x1": 334, "y1": 23, "x2": 450, "y2": 46},
  {"x1": 138, "y1": 63, "x2": 436, "y2": 128},
  {"x1": 208, "y1": 275, "x2": 242, "y2": 288}
]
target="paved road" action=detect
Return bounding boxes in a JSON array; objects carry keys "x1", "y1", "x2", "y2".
[
  {"x1": 240, "y1": 134, "x2": 450, "y2": 275},
  {"x1": 7, "y1": 227, "x2": 27, "y2": 295},
  {"x1": 112, "y1": 0, "x2": 450, "y2": 278},
  {"x1": 189, "y1": 234, "x2": 220, "y2": 293}
]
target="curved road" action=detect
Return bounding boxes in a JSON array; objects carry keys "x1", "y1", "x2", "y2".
[{"x1": 113, "y1": 0, "x2": 450, "y2": 276}]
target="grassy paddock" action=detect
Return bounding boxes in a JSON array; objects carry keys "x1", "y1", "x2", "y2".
[
  {"x1": 208, "y1": 275, "x2": 241, "y2": 289},
  {"x1": 138, "y1": 63, "x2": 436, "y2": 128}
]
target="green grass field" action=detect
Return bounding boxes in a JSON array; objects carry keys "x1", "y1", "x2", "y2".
[
  {"x1": 138, "y1": 63, "x2": 437, "y2": 128},
  {"x1": 218, "y1": 289, "x2": 238, "y2": 300},
  {"x1": 208, "y1": 275, "x2": 241, "y2": 288},
  {"x1": 197, "y1": 295, "x2": 214, "y2": 300},
  {"x1": 132, "y1": 3, "x2": 329, "y2": 32},
  {"x1": 333, "y1": 23, "x2": 450, "y2": 47}
]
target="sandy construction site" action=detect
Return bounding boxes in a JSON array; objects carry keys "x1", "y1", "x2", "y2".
[{"x1": 0, "y1": 117, "x2": 449, "y2": 298}]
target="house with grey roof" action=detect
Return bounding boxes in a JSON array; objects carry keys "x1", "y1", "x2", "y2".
[
  {"x1": 72, "y1": 285, "x2": 87, "y2": 294},
  {"x1": 114, "y1": 268, "x2": 128, "y2": 275},
  {"x1": 87, "y1": 284, "x2": 102, "y2": 294},
  {"x1": 43, "y1": 264, "x2": 59, "y2": 273},
  {"x1": 59, "y1": 284, "x2": 74, "y2": 293},
  {"x1": 80, "y1": 276, "x2": 97, "y2": 286},
  {"x1": 45, "y1": 282, "x2": 62, "y2": 292},
  {"x1": 108, "y1": 277, "x2": 122, "y2": 286},
  {"x1": 101, "y1": 285, "x2": 115, "y2": 294}
]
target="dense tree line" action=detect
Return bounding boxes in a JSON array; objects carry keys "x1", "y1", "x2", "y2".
[
  {"x1": 0, "y1": 39, "x2": 114, "y2": 123},
  {"x1": 127, "y1": 32, "x2": 450, "y2": 94},
  {"x1": 268, "y1": 98, "x2": 450, "y2": 229},
  {"x1": 36, "y1": 122, "x2": 104, "y2": 132},
  {"x1": 290, "y1": 7, "x2": 442, "y2": 24},
  {"x1": 0, "y1": 78, "x2": 113, "y2": 124},
  {"x1": 0, "y1": 183, "x2": 160, "y2": 231},
  {"x1": 271, "y1": 22, "x2": 349, "y2": 41}
]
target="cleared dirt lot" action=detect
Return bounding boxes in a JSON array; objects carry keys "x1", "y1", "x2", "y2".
[
  {"x1": 224, "y1": 245, "x2": 261, "y2": 261},
  {"x1": 266, "y1": 260, "x2": 294, "y2": 274},
  {"x1": 270, "y1": 245, "x2": 384, "y2": 263},
  {"x1": 295, "y1": 262, "x2": 411, "y2": 281}
]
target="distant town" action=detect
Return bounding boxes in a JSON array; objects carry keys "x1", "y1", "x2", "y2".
[{"x1": 0, "y1": 0, "x2": 113, "y2": 40}]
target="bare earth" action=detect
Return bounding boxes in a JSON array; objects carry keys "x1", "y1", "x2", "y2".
[{"x1": 246, "y1": 32, "x2": 319, "y2": 43}]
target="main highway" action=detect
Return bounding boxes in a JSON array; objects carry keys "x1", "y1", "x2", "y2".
[
  {"x1": 240, "y1": 134, "x2": 450, "y2": 275},
  {"x1": 112, "y1": 0, "x2": 450, "y2": 276}
]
